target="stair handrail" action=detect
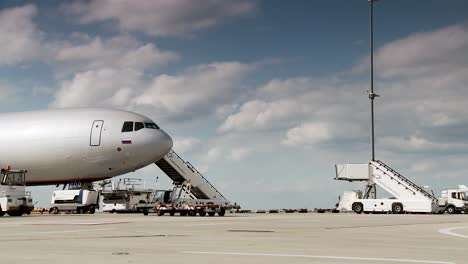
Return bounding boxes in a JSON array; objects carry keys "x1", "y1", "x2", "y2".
[
  {"x1": 374, "y1": 160, "x2": 437, "y2": 201},
  {"x1": 166, "y1": 150, "x2": 227, "y2": 201}
]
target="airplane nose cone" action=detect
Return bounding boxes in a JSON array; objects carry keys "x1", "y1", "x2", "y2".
[{"x1": 161, "y1": 130, "x2": 173, "y2": 154}]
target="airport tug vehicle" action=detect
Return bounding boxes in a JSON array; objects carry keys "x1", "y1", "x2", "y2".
[
  {"x1": 0, "y1": 168, "x2": 34, "y2": 216},
  {"x1": 139, "y1": 149, "x2": 239, "y2": 216}
]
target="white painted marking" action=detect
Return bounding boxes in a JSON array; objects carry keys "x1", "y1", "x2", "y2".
[
  {"x1": 4, "y1": 228, "x2": 116, "y2": 236},
  {"x1": 438, "y1": 226, "x2": 468, "y2": 239},
  {"x1": 184, "y1": 222, "x2": 228, "y2": 227},
  {"x1": 182, "y1": 251, "x2": 455, "y2": 264}
]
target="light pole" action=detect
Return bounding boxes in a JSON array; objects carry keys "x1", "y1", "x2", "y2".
[
  {"x1": 368, "y1": 0, "x2": 379, "y2": 162},
  {"x1": 367, "y1": 0, "x2": 379, "y2": 199}
]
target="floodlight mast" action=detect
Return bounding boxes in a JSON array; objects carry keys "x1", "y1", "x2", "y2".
[
  {"x1": 368, "y1": 0, "x2": 379, "y2": 162},
  {"x1": 367, "y1": 0, "x2": 379, "y2": 199}
]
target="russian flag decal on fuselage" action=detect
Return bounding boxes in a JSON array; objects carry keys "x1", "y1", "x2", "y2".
[{"x1": 121, "y1": 139, "x2": 132, "y2": 144}]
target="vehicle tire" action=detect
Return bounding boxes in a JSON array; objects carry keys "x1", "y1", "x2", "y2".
[
  {"x1": 199, "y1": 210, "x2": 206, "y2": 217},
  {"x1": 0, "y1": 207, "x2": 5, "y2": 217},
  {"x1": 157, "y1": 210, "x2": 164, "y2": 216},
  {"x1": 188, "y1": 210, "x2": 196, "y2": 216},
  {"x1": 392, "y1": 203, "x2": 404, "y2": 214},
  {"x1": 352, "y1": 202, "x2": 364, "y2": 214},
  {"x1": 208, "y1": 212, "x2": 216, "y2": 217},
  {"x1": 218, "y1": 208, "x2": 226, "y2": 217},
  {"x1": 143, "y1": 208, "x2": 149, "y2": 216},
  {"x1": 446, "y1": 206, "x2": 456, "y2": 214},
  {"x1": 169, "y1": 210, "x2": 175, "y2": 216},
  {"x1": 7, "y1": 211, "x2": 22, "y2": 217},
  {"x1": 89, "y1": 207, "x2": 96, "y2": 214},
  {"x1": 53, "y1": 207, "x2": 59, "y2": 214}
]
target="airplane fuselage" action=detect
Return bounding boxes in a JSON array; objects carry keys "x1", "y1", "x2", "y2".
[{"x1": 0, "y1": 108, "x2": 173, "y2": 185}]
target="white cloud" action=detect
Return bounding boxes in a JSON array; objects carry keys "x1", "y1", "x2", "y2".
[
  {"x1": 173, "y1": 136, "x2": 201, "y2": 154},
  {"x1": 50, "y1": 61, "x2": 254, "y2": 122},
  {"x1": 218, "y1": 24, "x2": 468, "y2": 156},
  {"x1": 64, "y1": 0, "x2": 256, "y2": 37},
  {"x1": 0, "y1": 5, "x2": 42, "y2": 65},
  {"x1": 353, "y1": 24, "x2": 468, "y2": 78},
  {"x1": 283, "y1": 122, "x2": 331, "y2": 146},
  {"x1": 51, "y1": 68, "x2": 144, "y2": 108},
  {"x1": 227, "y1": 147, "x2": 253, "y2": 161},
  {"x1": 54, "y1": 35, "x2": 178, "y2": 74},
  {"x1": 132, "y1": 62, "x2": 254, "y2": 120}
]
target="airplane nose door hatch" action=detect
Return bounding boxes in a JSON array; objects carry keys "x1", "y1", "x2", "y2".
[{"x1": 90, "y1": 120, "x2": 104, "y2": 146}]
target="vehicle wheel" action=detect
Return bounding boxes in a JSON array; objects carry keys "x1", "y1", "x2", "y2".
[
  {"x1": 199, "y1": 210, "x2": 206, "y2": 217},
  {"x1": 208, "y1": 212, "x2": 216, "y2": 217},
  {"x1": 143, "y1": 208, "x2": 149, "y2": 216},
  {"x1": 352, "y1": 202, "x2": 364, "y2": 214},
  {"x1": 169, "y1": 210, "x2": 175, "y2": 216},
  {"x1": 89, "y1": 207, "x2": 96, "y2": 214},
  {"x1": 446, "y1": 206, "x2": 456, "y2": 214},
  {"x1": 392, "y1": 203, "x2": 404, "y2": 214},
  {"x1": 218, "y1": 208, "x2": 226, "y2": 217},
  {"x1": 7, "y1": 211, "x2": 22, "y2": 217},
  {"x1": 188, "y1": 210, "x2": 196, "y2": 216},
  {"x1": 53, "y1": 207, "x2": 59, "y2": 214},
  {"x1": 0, "y1": 207, "x2": 5, "y2": 217},
  {"x1": 157, "y1": 210, "x2": 164, "y2": 216}
]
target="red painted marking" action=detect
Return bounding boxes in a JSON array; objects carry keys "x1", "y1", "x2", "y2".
[{"x1": 29, "y1": 221, "x2": 132, "y2": 226}]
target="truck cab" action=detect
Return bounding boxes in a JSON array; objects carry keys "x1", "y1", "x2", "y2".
[
  {"x1": 439, "y1": 188, "x2": 468, "y2": 214},
  {"x1": 0, "y1": 169, "x2": 34, "y2": 216}
]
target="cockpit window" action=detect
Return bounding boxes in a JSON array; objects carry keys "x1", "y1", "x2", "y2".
[
  {"x1": 135, "y1": 122, "x2": 144, "y2": 131},
  {"x1": 145, "y1": 122, "x2": 160, "y2": 129},
  {"x1": 122, "y1": 121, "x2": 134, "y2": 132}
]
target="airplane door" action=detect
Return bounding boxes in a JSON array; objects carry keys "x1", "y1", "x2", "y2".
[{"x1": 90, "y1": 120, "x2": 104, "y2": 146}]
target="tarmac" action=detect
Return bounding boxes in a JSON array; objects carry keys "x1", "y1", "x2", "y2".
[{"x1": 0, "y1": 213, "x2": 467, "y2": 264}]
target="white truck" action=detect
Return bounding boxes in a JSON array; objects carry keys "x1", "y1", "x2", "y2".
[
  {"x1": 335, "y1": 161, "x2": 439, "y2": 214},
  {"x1": 0, "y1": 169, "x2": 34, "y2": 216},
  {"x1": 50, "y1": 189, "x2": 99, "y2": 214},
  {"x1": 438, "y1": 185, "x2": 468, "y2": 214}
]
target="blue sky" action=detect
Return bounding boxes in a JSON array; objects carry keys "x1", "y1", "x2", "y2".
[{"x1": 1, "y1": 0, "x2": 467, "y2": 209}]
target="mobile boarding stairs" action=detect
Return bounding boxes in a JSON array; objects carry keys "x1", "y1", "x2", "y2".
[
  {"x1": 154, "y1": 149, "x2": 233, "y2": 207},
  {"x1": 335, "y1": 160, "x2": 438, "y2": 213}
]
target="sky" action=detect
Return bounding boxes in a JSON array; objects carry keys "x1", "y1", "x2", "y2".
[{"x1": 1, "y1": 0, "x2": 468, "y2": 209}]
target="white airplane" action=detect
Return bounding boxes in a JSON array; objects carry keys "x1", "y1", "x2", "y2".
[{"x1": 0, "y1": 108, "x2": 173, "y2": 185}]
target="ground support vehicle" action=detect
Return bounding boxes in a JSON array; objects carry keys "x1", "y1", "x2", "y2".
[
  {"x1": 138, "y1": 183, "x2": 239, "y2": 216},
  {"x1": 438, "y1": 185, "x2": 468, "y2": 214},
  {"x1": 0, "y1": 168, "x2": 33, "y2": 216},
  {"x1": 100, "y1": 178, "x2": 153, "y2": 213},
  {"x1": 50, "y1": 189, "x2": 99, "y2": 214},
  {"x1": 146, "y1": 149, "x2": 239, "y2": 216},
  {"x1": 335, "y1": 161, "x2": 438, "y2": 214}
]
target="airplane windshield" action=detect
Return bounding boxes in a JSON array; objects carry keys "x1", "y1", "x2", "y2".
[
  {"x1": 145, "y1": 123, "x2": 160, "y2": 129},
  {"x1": 1, "y1": 172, "x2": 25, "y2": 186}
]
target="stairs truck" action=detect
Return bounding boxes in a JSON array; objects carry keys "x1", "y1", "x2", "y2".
[
  {"x1": 335, "y1": 161, "x2": 438, "y2": 214},
  {"x1": 138, "y1": 150, "x2": 239, "y2": 216},
  {"x1": 0, "y1": 168, "x2": 34, "y2": 216},
  {"x1": 438, "y1": 185, "x2": 468, "y2": 214}
]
